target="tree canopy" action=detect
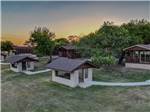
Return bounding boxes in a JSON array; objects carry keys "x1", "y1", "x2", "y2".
[
  {"x1": 54, "y1": 38, "x2": 69, "y2": 47},
  {"x1": 77, "y1": 19, "x2": 149, "y2": 65},
  {"x1": 24, "y1": 19, "x2": 149, "y2": 65},
  {"x1": 27, "y1": 27, "x2": 55, "y2": 56},
  {"x1": 121, "y1": 19, "x2": 150, "y2": 44},
  {"x1": 1, "y1": 40, "x2": 14, "y2": 53},
  {"x1": 78, "y1": 20, "x2": 149, "y2": 56}
]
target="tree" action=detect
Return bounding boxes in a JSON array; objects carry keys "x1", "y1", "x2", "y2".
[
  {"x1": 1, "y1": 41, "x2": 14, "y2": 53},
  {"x1": 53, "y1": 38, "x2": 69, "y2": 55},
  {"x1": 121, "y1": 19, "x2": 150, "y2": 44},
  {"x1": 67, "y1": 35, "x2": 80, "y2": 44},
  {"x1": 78, "y1": 20, "x2": 144, "y2": 59},
  {"x1": 27, "y1": 27, "x2": 55, "y2": 59},
  {"x1": 97, "y1": 21, "x2": 142, "y2": 56},
  {"x1": 78, "y1": 32, "x2": 96, "y2": 48},
  {"x1": 54, "y1": 38, "x2": 69, "y2": 47}
]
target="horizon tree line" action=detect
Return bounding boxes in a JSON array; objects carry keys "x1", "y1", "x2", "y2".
[{"x1": 1, "y1": 19, "x2": 150, "y2": 65}]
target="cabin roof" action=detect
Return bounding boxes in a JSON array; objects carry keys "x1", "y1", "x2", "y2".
[
  {"x1": 60, "y1": 45, "x2": 77, "y2": 50},
  {"x1": 13, "y1": 45, "x2": 33, "y2": 50},
  {"x1": 13, "y1": 45, "x2": 33, "y2": 54},
  {"x1": 123, "y1": 44, "x2": 150, "y2": 51},
  {"x1": 7, "y1": 54, "x2": 38, "y2": 64},
  {"x1": 46, "y1": 57, "x2": 96, "y2": 72}
]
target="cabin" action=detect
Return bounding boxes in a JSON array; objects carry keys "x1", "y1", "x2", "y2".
[
  {"x1": 46, "y1": 57, "x2": 96, "y2": 88},
  {"x1": 7, "y1": 54, "x2": 38, "y2": 72},
  {"x1": 124, "y1": 44, "x2": 150, "y2": 70},
  {"x1": 13, "y1": 46, "x2": 33, "y2": 55},
  {"x1": 1, "y1": 52, "x2": 7, "y2": 61},
  {"x1": 58, "y1": 45, "x2": 80, "y2": 58}
]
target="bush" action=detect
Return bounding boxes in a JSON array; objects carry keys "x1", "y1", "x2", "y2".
[
  {"x1": 91, "y1": 55, "x2": 116, "y2": 66},
  {"x1": 77, "y1": 46, "x2": 117, "y2": 66},
  {"x1": 78, "y1": 47, "x2": 94, "y2": 58}
]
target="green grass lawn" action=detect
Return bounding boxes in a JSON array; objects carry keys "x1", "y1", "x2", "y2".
[
  {"x1": 93, "y1": 66, "x2": 150, "y2": 82},
  {"x1": 1, "y1": 63, "x2": 150, "y2": 112}
]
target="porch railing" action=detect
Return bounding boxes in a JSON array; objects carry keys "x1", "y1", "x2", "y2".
[{"x1": 126, "y1": 57, "x2": 150, "y2": 64}]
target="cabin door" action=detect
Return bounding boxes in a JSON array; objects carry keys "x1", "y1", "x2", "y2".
[
  {"x1": 79, "y1": 69, "x2": 84, "y2": 83},
  {"x1": 22, "y1": 61, "x2": 26, "y2": 70}
]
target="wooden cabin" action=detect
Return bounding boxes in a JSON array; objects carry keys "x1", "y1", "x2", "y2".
[
  {"x1": 124, "y1": 44, "x2": 150, "y2": 70},
  {"x1": 58, "y1": 45, "x2": 80, "y2": 59},
  {"x1": 13, "y1": 46, "x2": 33, "y2": 55}
]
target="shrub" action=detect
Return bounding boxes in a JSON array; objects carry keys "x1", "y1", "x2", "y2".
[{"x1": 91, "y1": 55, "x2": 116, "y2": 66}]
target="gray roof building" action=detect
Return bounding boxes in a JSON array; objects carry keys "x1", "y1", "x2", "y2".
[
  {"x1": 7, "y1": 54, "x2": 38, "y2": 64},
  {"x1": 46, "y1": 57, "x2": 96, "y2": 73}
]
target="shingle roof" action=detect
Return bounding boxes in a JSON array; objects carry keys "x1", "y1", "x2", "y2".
[
  {"x1": 7, "y1": 54, "x2": 38, "y2": 64},
  {"x1": 46, "y1": 57, "x2": 96, "y2": 72},
  {"x1": 124, "y1": 44, "x2": 150, "y2": 51},
  {"x1": 60, "y1": 45, "x2": 76, "y2": 50},
  {"x1": 137, "y1": 44, "x2": 150, "y2": 50}
]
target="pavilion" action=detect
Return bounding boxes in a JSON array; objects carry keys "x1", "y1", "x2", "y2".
[{"x1": 124, "y1": 44, "x2": 150, "y2": 70}]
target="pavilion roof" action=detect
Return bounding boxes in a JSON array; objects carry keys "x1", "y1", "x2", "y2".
[{"x1": 123, "y1": 44, "x2": 150, "y2": 51}]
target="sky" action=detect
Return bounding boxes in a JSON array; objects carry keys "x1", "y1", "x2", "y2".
[{"x1": 1, "y1": 1, "x2": 150, "y2": 45}]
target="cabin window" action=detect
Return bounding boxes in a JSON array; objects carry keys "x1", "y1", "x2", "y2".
[
  {"x1": 12, "y1": 63, "x2": 17, "y2": 68},
  {"x1": 134, "y1": 51, "x2": 139, "y2": 57},
  {"x1": 84, "y1": 69, "x2": 88, "y2": 78},
  {"x1": 55, "y1": 70, "x2": 70, "y2": 79}
]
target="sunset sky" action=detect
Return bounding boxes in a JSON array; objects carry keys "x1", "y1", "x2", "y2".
[{"x1": 1, "y1": 1, "x2": 150, "y2": 45}]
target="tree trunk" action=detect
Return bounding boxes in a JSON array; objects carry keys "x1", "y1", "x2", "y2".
[
  {"x1": 118, "y1": 51, "x2": 125, "y2": 65},
  {"x1": 47, "y1": 55, "x2": 52, "y2": 63}
]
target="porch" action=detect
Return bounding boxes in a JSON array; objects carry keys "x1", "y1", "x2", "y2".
[{"x1": 125, "y1": 51, "x2": 150, "y2": 64}]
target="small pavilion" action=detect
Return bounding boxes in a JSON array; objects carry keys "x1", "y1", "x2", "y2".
[
  {"x1": 124, "y1": 44, "x2": 150, "y2": 70},
  {"x1": 47, "y1": 57, "x2": 96, "y2": 88},
  {"x1": 7, "y1": 54, "x2": 38, "y2": 72}
]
